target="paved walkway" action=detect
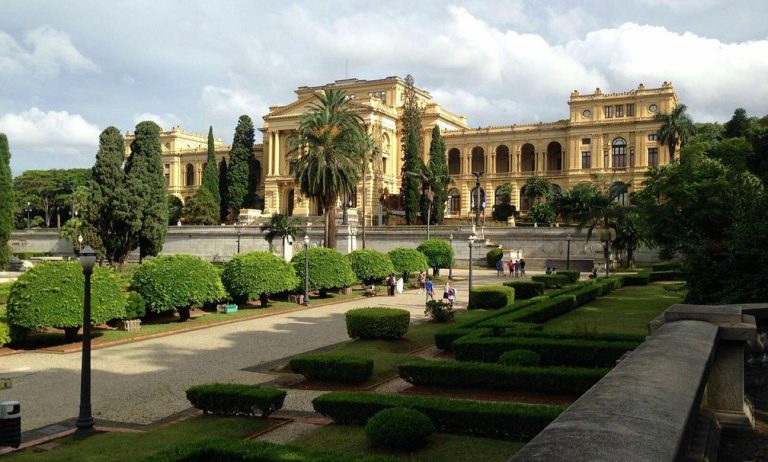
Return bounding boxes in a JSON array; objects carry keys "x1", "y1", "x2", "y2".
[{"x1": 0, "y1": 269, "x2": 502, "y2": 432}]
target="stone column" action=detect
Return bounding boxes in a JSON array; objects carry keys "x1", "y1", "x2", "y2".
[
  {"x1": 273, "y1": 130, "x2": 280, "y2": 176},
  {"x1": 705, "y1": 341, "x2": 754, "y2": 429}
]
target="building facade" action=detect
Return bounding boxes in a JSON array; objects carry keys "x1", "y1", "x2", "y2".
[{"x1": 133, "y1": 77, "x2": 677, "y2": 220}]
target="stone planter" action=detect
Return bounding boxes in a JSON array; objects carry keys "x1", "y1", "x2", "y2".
[{"x1": 120, "y1": 319, "x2": 141, "y2": 332}]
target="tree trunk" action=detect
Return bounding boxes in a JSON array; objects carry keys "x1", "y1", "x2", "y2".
[
  {"x1": 362, "y1": 167, "x2": 366, "y2": 249},
  {"x1": 325, "y1": 205, "x2": 337, "y2": 249},
  {"x1": 178, "y1": 306, "x2": 191, "y2": 322},
  {"x1": 259, "y1": 293, "x2": 269, "y2": 308},
  {"x1": 63, "y1": 326, "x2": 80, "y2": 343},
  {"x1": 627, "y1": 248, "x2": 636, "y2": 269}
]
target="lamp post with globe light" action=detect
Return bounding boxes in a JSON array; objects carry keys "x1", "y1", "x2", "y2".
[
  {"x1": 566, "y1": 234, "x2": 572, "y2": 270},
  {"x1": 468, "y1": 233, "x2": 476, "y2": 301},
  {"x1": 303, "y1": 234, "x2": 310, "y2": 306},
  {"x1": 76, "y1": 244, "x2": 97, "y2": 431}
]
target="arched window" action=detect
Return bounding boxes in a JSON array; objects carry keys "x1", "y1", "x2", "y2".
[
  {"x1": 470, "y1": 187, "x2": 486, "y2": 212},
  {"x1": 612, "y1": 138, "x2": 627, "y2": 168},
  {"x1": 611, "y1": 182, "x2": 629, "y2": 206},
  {"x1": 521, "y1": 143, "x2": 535, "y2": 172},
  {"x1": 546, "y1": 142, "x2": 563, "y2": 171},
  {"x1": 495, "y1": 145, "x2": 510, "y2": 173},
  {"x1": 448, "y1": 188, "x2": 461, "y2": 216},
  {"x1": 494, "y1": 185, "x2": 509, "y2": 205},
  {"x1": 471, "y1": 146, "x2": 485, "y2": 173},
  {"x1": 286, "y1": 189, "x2": 295, "y2": 216},
  {"x1": 185, "y1": 164, "x2": 195, "y2": 186},
  {"x1": 448, "y1": 148, "x2": 461, "y2": 175}
]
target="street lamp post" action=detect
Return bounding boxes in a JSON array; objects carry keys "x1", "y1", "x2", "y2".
[
  {"x1": 566, "y1": 234, "x2": 572, "y2": 270},
  {"x1": 76, "y1": 245, "x2": 97, "y2": 432},
  {"x1": 303, "y1": 234, "x2": 310, "y2": 306},
  {"x1": 236, "y1": 226, "x2": 242, "y2": 254},
  {"x1": 448, "y1": 233, "x2": 454, "y2": 280},
  {"x1": 342, "y1": 193, "x2": 349, "y2": 226},
  {"x1": 25, "y1": 201, "x2": 32, "y2": 229},
  {"x1": 468, "y1": 233, "x2": 476, "y2": 303},
  {"x1": 472, "y1": 172, "x2": 484, "y2": 228}
]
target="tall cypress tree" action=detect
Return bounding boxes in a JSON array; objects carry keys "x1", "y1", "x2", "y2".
[
  {"x1": 0, "y1": 134, "x2": 13, "y2": 269},
  {"x1": 427, "y1": 125, "x2": 449, "y2": 224},
  {"x1": 403, "y1": 127, "x2": 421, "y2": 224},
  {"x1": 226, "y1": 115, "x2": 255, "y2": 218},
  {"x1": 218, "y1": 157, "x2": 228, "y2": 222},
  {"x1": 88, "y1": 127, "x2": 133, "y2": 263},
  {"x1": 201, "y1": 126, "x2": 221, "y2": 209},
  {"x1": 125, "y1": 121, "x2": 167, "y2": 261}
]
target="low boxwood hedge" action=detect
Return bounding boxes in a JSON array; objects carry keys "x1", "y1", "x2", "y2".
[
  {"x1": 477, "y1": 295, "x2": 577, "y2": 327},
  {"x1": 531, "y1": 274, "x2": 570, "y2": 288},
  {"x1": 312, "y1": 391, "x2": 566, "y2": 440},
  {"x1": 467, "y1": 285, "x2": 515, "y2": 310},
  {"x1": 597, "y1": 276, "x2": 625, "y2": 295},
  {"x1": 289, "y1": 354, "x2": 373, "y2": 383},
  {"x1": 398, "y1": 359, "x2": 607, "y2": 395},
  {"x1": 502, "y1": 281, "x2": 545, "y2": 299},
  {"x1": 185, "y1": 383, "x2": 286, "y2": 417},
  {"x1": 498, "y1": 349, "x2": 541, "y2": 367},
  {"x1": 623, "y1": 273, "x2": 651, "y2": 286},
  {"x1": 651, "y1": 262, "x2": 682, "y2": 272},
  {"x1": 365, "y1": 407, "x2": 433, "y2": 450},
  {"x1": 143, "y1": 439, "x2": 400, "y2": 462},
  {"x1": 346, "y1": 307, "x2": 410, "y2": 339},
  {"x1": 649, "y1": 270, "x2": 684, "y2": 282},
  {"x1": 453, "y1": 335, "x2": 639, "y2": 367},
  {"x1": 570, "y1": 284, "x2": 602, "y2": 306},
  {"x1": 556, "y1": 270, "x2": 580, "y2": 283}
]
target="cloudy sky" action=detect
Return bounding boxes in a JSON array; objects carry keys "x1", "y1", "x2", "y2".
[{"x1": 1, "y1": 0, "x2": 767, "y2": 174}]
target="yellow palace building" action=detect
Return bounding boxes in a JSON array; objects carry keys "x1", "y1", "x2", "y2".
[{"x1": 128, "y1": 76, "x2": 677, "y2": 221}]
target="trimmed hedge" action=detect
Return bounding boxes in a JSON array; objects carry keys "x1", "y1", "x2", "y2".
[
  {"x1": 312, "y1": 391, "x2": 566, "y2": 440},
  {"x1": 623, "y1": 272, "x2": 651, "y2": 286},
  {"x1": 185, "y1": 383, "x2": 286, "y2": 417},
  {"x1": 0, "y1": 321, "x2": 10, "y2": 347},
  {"x1": 346, "y1": 249, "x2": 394, "y2": 284},
  {"x1": 222, "y1": 252, "x2": 299, "y2": 303},
  {"x1": 467, "y1": 285, "x2": 515, "y2": 310},
  {"x1": 365, "y1": 407, "x2": 433, "y2": 450},
  {"x1": 130, "y1": 255, "x2": 225, "y2": 315},
  {"x1": 289, "y1": 354, "x2": 373, "y2": 383},
  {"x1": 570, "y1": 284, "x2": 602, "y2": 306},
  {"x1": 292, "y1": 247, "x2": 357, "y2": 292},
  {"x1": 651, "y1": 261, "x2": 682, "y2": 272},
  {"x1": 557, "y1": 270, "x2": 580, "y2": 283},
  {"x1": 453, "y1": 335, "x2": 639, "y2": 367},
  {"x1": 7, "y1": 261, "x2": 126, "y2": 333},
  {"x1": 486, "y1": 248, "x2": 504, "y2": 267},
  {"x1": 503, "y1": 281, "x2": 545, "y2": 299},
  {"x1": 142, "y1": 439, "x2": 400, "y2": 462},
  {"x1": 346, "y1": 307, "x2": 410, "y2": 339},
  {"x1": 598, "y1": 276, "x2": 624, "y2": 295},
  {"x1": 498, "y1": 349, "x2": 541, "y2": 367},
  {"x1": 649, "y1": 270, "x2": 684, "y2": 282},
  {"x1": 477, "y1": 295, "x2": 577, "y2": 327},
  {"x1": 531, "y1": 274, "x2": 569, "y2": 288},
  {"x1": 399, "y1": 359, "x2": 607, "y2": 395},
  {"x1": 416, "y1": 239, "x2": 454, "y2": 273},
  {"x1": 124, "y1": 292, "x2": 147, "y2": 320},
  {"x1": 387, "y1": 248, "x2": 428, "y2": 278}
]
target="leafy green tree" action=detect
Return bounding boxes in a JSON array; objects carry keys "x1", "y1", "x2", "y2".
[
  {"x1": 346, "y1": 249, "x2": 394, "y2": 284},
  {"x1": 226, "y1": 115, "x2": 255, "y2": 219},
  {"x1": 655, "y1": 103, "x2": 696, "y2": 161},
  {"x1": 167, "y1": 194, "x2": 183, "y2": 225},
  {"x1": 58, "y1": 217, "x2": 84, "y2": 252},
  {"x1": 387, "y1": 247, "x2": 428, "y2": 281},
  {"x1": 218, "y1": 158, "x2": 229, "y2": 222},
  {"x1": 201, "y1": 126, "x2": 221, "y2": 211},
  {"x1": 724, "y1": 108, "x2": 751, "y2": 139},
  {"x1": 403, "y1": 127, "x2": 422, "y2": 224},
  {"x1": 182, "y1": 187, "x2": 219, "y2": 225},
  {"x1": 13, "y1": 169, "x2": 90, "y2": 228},
  {"x1": 291, "y1": 247, "x2": 357, "y2": 296},
  {"x1": 87, "y1": 127, "x2": 134, "y2": 263},
  {"x1": 222, "y1": 252, "x2": 299, "y2": 306},
  {"x1": 125, "y1": 121, "x2": 168, "y2": 261},
  {"x1": 416, "y1": 239, "x2": 453, "y2": 275},
  {"x1": 529, "y1": 203, "x2": 556, "y2": 225},
  {"x1": 523, "y1": 176, "x2": 553, "y2": 206},
  {"x1": 0, "y1": 134, "x2": 12, "y2": 269},
  {"x1": 491, "y1": 183, "x2": 516, "y2": 221},
  {"x1": 259, "y1": 213, "x2": 300, "y2": 252},
  {"x1": 290, "y1": 89, "x2": 363, "y2": 249}
]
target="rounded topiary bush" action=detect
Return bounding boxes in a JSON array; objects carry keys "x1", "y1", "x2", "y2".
[
  {"x1": 346, "y1": 249, "x2": 394, "y2": 285},
  {"x1": 130, "y1": 254, "x2": 226, "y2": 321},
  {"x1": 467, "y1": 285, "x2": 515, "y2": 310},
  {"x1": 124, "y1": 292, "x2": 146, "y2": 320},
  {"x1": 346, "y1": 307, "x2": 410, "y2": 339},
  {"x1": 365, "y1": 407, "x2": 434, "y2": 450},
  {"x1": 499, "y1": 349, "x2": 541, "y2": 367},
  {"x1": 486, "y1": 248, "x2": 504, "y2": 267},
  {"x1": 223, "y1": 252, "x2": 299, "y2": 306},
  {"x1": 292, "y1": 247, "x2": 357, "y2": 297},
  {"x1": 387, "y1": 248, "x2": 428, "y2": 280},
  {"x1": 416, "y1": 239, "x2": 454, "y2": 275},
  {"x1": 7, "y1": 261, "x2": 126, "y2": 342}
]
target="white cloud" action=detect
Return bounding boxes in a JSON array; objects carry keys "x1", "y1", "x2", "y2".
[
  {"x1": 0, "y1": 108, "x2": 100, "y2": 168},
  {"x1": 0, "y1": 26, "x2": 98, "y2": 78},
  {"x1": 133, "y1": 112, "x2": 180, "y2": 131},
  {"x1": 200, "y1": 85, "x2": 268, "y2": 124},
  {"x1": 636, "y1": 0, "x2": 726, "y2": 10}
]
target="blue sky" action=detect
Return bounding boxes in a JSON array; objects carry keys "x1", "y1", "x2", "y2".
[{"x1": 1, "y1": 0, "x2": 767, "y2": 174}]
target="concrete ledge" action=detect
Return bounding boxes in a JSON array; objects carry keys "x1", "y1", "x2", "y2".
[{"x1": 511, "y1": 320, "x2": 718, "y2": 462}]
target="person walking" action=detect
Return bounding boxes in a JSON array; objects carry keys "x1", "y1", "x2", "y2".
[
  {"x1": 514, "y1": 260, "x2": 521, "y2": 278},
  {"x1": 419, "y1": 271, "x2": 427, "y2": 294},
  {"x1": 520, "y1": 258, "x2": 526, "y2": 276},
  {"x1": 495, "y1": 260, "x2": 503, "y2": 277},
  {"x1": 508, "y1": 259, "x2": 514, "y2": 277},
  {"x1": 425, "y1": 277, "x2": 434, "y2": 301}
]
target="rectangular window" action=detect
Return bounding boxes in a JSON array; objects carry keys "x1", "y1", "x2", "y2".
[
  {"x1": 581, "y1": 151, "x2": 591, "y2": 169},
  {"x1": 604, "y1": 106, "x2": 612, "y2": 118},
  {"x1": 648, "y1": 148, "x2": 659, "y2": 167},
  {"x1": 630, "y1": 148, "x2": 635, "y2": 167},
  {"x1": 648, "y1": 133, "x2": 657, "y2": 141},
  {"x1": 581, "y1": 138, "x2": 591, "y2": 145},
  {"x1": 604, "y1": 151, "x2": 609, "y2": 167},
  {"x1": 615, "y1": 105, "x2": 623, "y2": 117},
  {"x1": 627, "y1": 104, "x2": 635, "y2": 116}
]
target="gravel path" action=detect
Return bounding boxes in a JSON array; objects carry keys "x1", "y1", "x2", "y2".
[
  {"x1": 0, "y1": 269, "x2": 499, "y2": 432},
  {"x1": 255, "y1": 422, "x2": 321, "y2": 444}
]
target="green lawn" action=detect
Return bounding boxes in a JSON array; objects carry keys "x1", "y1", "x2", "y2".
[
  {"x1": 543, "y1": 282, "x2": 685, "y2": 336},
  {"x1": 291, "y1": 424, "x2": 524, "y2": 462},
  {"x1": 4, "y1": 415, "x2": 271, "y2": 462}
]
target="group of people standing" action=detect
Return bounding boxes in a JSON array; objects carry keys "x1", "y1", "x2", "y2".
[{"x1": 496, "y1": 258, "x2": 526, "y2": 278}]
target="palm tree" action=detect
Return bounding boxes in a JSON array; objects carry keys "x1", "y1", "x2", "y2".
[
  {"x1": 260, "y1": 213, "x2": 300, "y2": 252},
  {"x1": 289, "y1": 89, "x2": 364, "y2": 249},
  {"x1": 355, "y1": 127, "x2": 381, "y2": 249},
  {"x1": 656, "y1": 103, "x2": 696, "y2": 161},
  {"x1": 523, "y1": 176, "x2": 553, "y2": 206}
]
